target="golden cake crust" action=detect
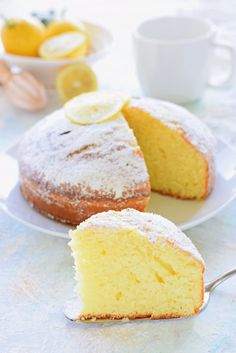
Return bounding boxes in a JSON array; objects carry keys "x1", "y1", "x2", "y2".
[
  {"x1": 79, "y1": 309, "x2": 200, "y2": 321},
  {"x1": 20, "y1": 177, "x2": 150, "y2": 225}
]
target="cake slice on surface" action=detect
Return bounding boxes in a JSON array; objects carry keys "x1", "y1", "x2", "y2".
[
  {"x1": 123, "y1": 98, "x2": 216, "y2": 200},
  {"x1": 69, "y1": 208, "x2": 205, "y2": 320}
]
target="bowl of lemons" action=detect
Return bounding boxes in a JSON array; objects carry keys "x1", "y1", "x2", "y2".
[{"x1": 0, "y1": 10, "x2": 113, "y2": 89}]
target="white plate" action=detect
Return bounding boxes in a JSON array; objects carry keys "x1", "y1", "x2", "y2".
[
  {"x1": 0, "y1": 21, "x2": 113, "y2": 88},
  {"x1": 0, "y1": 139, "x2": 236, "y2": 238}
]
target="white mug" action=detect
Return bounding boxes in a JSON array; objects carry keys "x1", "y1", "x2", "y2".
[{"x1": 133, "y1": 16, "x2": 235, "y2": 104}]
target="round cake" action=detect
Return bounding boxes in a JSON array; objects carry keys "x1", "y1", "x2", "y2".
[
  {"x1": 19, "y1": 94, "x2": 216, "y2": 224},
  {"x1": 19, "y1": 110, "x2": 150, "y2": 224}
]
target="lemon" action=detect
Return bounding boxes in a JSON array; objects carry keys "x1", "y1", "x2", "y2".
[
  {"x1": 56, "y1": 62, "x2": 98, "y2": 102},
  {"x1": 64, "y1": 91, "x2": 130, "y2": 125},
  {"x1": 1, "y1": 17, "x2": 45, "y2": 56},
  {"x1": 45, "y1": 20, "x2": 87, "y2": 39},
  {"x1": 39, "y1": 31, "x2": 88, "y2": 59}
]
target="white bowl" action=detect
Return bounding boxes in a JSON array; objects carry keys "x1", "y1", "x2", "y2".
[{"x1": 0, "y1": 21, "x2": 113, "y2": 88}]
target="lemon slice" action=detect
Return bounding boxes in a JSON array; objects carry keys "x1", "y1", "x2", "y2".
[
  {"x1": 56, "y1": 62, "x2": 98, "y2": 102},
  {"x1": 39, "y1": 31, "x2": 88, "y2": 59},
  {"x1": 64, "y1": 91, "x2": 130, "y2": 125}
]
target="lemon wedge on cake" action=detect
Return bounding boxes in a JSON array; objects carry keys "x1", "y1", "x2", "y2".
[
  {"x1": 56, "y1": 62, "x2": 98, "y2": 102},
  {"x1": 39, "y1": 31, "x2": 88, "y2": 59},
  {"x1": 64, "y1": 91, "x2": 130, "y2": 125}
]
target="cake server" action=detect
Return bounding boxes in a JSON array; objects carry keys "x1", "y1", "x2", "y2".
[{"x1": 64, "y1": 267, "x2": 236, "y2": 323}]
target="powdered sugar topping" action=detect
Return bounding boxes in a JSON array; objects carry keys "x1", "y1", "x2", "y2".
[{"x1": 19, "y1": 110, "x2": 149, "y2": 200}]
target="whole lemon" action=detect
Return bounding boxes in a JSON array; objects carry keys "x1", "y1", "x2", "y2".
[
  {"x1": 1, "y1": 17, "x2": 45, "y2": 56},
  {"x1": 45, "y1": 20, "x2": 87, "y2": 39}
]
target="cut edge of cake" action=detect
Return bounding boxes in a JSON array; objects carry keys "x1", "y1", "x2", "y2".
[{"x1": 123, "y1": 97, "x2": 216, "y2": 200}]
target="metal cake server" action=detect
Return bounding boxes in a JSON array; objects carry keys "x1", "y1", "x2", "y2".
[
  {"x1": 200, "y1": 267, "x2": 236, "y2": 312},
  {"x1": 65, "y1": 268, "x2": 236, "y2": 323}
]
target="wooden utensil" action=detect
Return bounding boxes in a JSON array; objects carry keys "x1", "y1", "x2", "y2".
[{"x1": 0, "y1": 59, "x2": 48, "y2": 111}]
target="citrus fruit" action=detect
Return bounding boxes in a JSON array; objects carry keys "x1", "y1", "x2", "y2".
[
  {"x1": 45, "y1": 20, "x2": 87, "y2": 39},
  {"x1": 64, "y1": 91, "x2": 130, "y2": 125},
  {"x1": 56, "y1": 62, "x2": 98, "y2": 102},
  {"x1": 1, "y1": 17, "x2": 45, "y2": 56},
  {"x1": 39, "y1": 31, "x2": 88, "y2": 59}
]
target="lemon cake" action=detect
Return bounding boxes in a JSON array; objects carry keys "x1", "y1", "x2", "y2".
[
  {"x1": 69, "y1": 208, "x2": 205, "y2": 320},
  {"x1": 123, "y1": 98, "x2": 216, "y2": 199},
  {"x1": 19, "y1": 110, "x2": 150, "y2": 224}
]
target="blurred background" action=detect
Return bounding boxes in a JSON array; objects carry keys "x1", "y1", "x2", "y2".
[{"x1": 1, "y1": 0, "x2": 236, "y2": 150}]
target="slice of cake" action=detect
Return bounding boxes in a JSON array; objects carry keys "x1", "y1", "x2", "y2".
[
  {"x1": 19, "y1": 110, "x2": 150, "y2": 225},
  {"x1": 123, "y1": 98, "x2": 216, "y2": 200},
  {"x1": 69, "y1": 208, "x2": 205, "y2": 320}
]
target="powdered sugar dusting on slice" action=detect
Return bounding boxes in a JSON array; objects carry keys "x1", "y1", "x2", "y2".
[
  {"x1": 78, "y1": 208, "x2": 205, "y2": 265},
  {"x1": 19, "y1": 110, "x2": 149, "y2": 200}
]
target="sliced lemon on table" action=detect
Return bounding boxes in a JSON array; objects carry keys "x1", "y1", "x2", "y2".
[
  {"x1": 64, "y1": 91, "x2": 130, "y2": 125},
  {"x1": 39, "y1": 31, "x2": 88, "y2": 59},
  {"x1": 56, "y1": 62, "x2": 98, "y2": 102}
]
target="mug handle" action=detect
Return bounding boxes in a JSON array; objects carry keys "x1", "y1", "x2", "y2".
[{"x1": 208, "y1": 42, "x2": 235, "y2": 88}]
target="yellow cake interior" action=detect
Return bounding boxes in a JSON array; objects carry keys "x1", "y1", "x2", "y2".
[
  {"x1": 70, "y1": 226, "x2": 204, "y2": 319},
  {"x1": 123, "y1": 106, "x2": 208, "y2": 199}
]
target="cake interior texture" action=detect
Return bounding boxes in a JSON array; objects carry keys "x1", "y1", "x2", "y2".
[
  {"x1": 70, "y1": 211, "x2": 204, "y2": 320},
  {"x1": 123, "y1": 103, "x2": 213, "y2": 200}
]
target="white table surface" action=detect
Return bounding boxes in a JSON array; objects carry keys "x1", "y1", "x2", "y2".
[{"x1": 1, "y1": 0, "x2": 236, "y2": 352}]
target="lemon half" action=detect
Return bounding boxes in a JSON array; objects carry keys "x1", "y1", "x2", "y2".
[
  {"x1": 39, "y1": 31, "x2": 88, "y2": 59},
  {"x1": 45, "y1": 20, "x2": 87, "y2": 39},
  {"x1": 64, "y1": 91, "x2": 130, "y2": 125},
  {"x1": 56, "y1": 62, "x2": 98, "y2": 102}
]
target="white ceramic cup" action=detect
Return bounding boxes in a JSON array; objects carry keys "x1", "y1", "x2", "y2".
[{"x1": 133, "y1": 16, "x2": 235, "y2": 103}]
